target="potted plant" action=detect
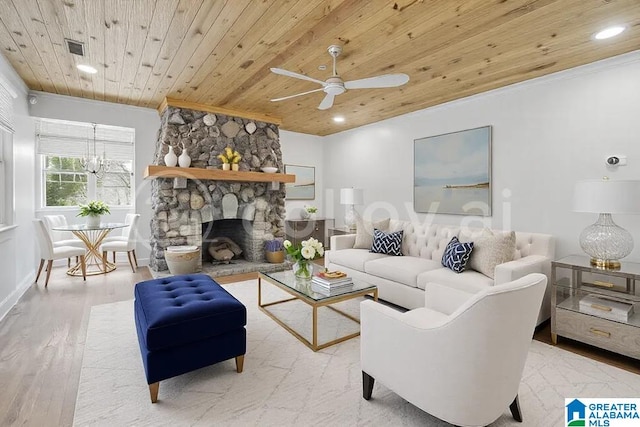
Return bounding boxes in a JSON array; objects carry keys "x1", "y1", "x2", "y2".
[
  {"x1": 284, "y1": 237, "x2": 324, "y2": 279},
  {"x1": 77, "y1": 200, "x2": 110, "y2": 228},
  {"x1": 217, "y1": 147, "x2": 242, "y2": 171},
  {"x1": 264, "y1": 239, "x2": 285, "y2": 263},
  {"x1": 300, "y1": 205, "x2": 317, "y2": 219}
]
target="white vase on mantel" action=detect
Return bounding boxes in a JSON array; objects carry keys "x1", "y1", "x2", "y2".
[
  {"x1": 164, "y1": 145, "x2": 177, "y2": 167},
  {"x1": 178, "y1": 143, "x2": 191, "y2": 168}
]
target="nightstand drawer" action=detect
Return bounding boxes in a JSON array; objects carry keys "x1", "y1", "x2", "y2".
[{"x1": 555, "y1": 308, "x2": 640, "y2": 359}]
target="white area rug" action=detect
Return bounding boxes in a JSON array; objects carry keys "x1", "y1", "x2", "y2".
[{"x1": 73, "y1": 280, "x2": 640, "y2": 426}]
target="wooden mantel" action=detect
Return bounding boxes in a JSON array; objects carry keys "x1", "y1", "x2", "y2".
[{"x1": 144, "y1": 165, "x2": 295, "y2": 183}]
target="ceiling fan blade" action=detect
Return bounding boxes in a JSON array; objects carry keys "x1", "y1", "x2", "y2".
[
  {"x1": 270, "y1": 68, "x2": 326, "y2": 86},
  {"x1": 318, "y1": 93, "x2": 335, "y2": 110},
  {"x1": 344, "y1": 73, "x2": 410, "y2": 89},
  {"x1": 270, "y1": 88, "x2": 325, "y2": 102}
]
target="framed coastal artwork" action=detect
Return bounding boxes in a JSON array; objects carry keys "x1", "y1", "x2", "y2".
[
  {"x1": 414, "y1": 126, "x2": 491, "y2": 216},
  {"x1": 284, "y1": 164, "x2": 315, "y2": 200}
]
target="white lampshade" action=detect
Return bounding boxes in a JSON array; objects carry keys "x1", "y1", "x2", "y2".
[
  {"x1": 340, "y1": 188, "x2": 363, "y2": 205},
  {"x1": 573, "y1": 179, "x2": 640, "y2": 214}
]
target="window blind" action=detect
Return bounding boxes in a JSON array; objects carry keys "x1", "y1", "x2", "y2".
[
  {"x1": 0, "y1": 83, "x2": 14, "y2": 133},
  {"x1": 36, "y1": 118, "x2": 134, "y2": 161}
]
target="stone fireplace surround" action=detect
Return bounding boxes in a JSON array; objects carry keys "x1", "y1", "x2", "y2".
[{"x1": 149, "y1": 104, "x2": 287, "y2": 275}]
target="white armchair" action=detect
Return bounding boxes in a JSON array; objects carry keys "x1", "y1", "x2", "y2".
[{"x1": 360, "y1": 273, "x2": 547, "y2": 426}]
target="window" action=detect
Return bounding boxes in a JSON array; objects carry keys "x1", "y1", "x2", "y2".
[{"x1": 36, "y1": 118, "x2": 135, "y2": 207}]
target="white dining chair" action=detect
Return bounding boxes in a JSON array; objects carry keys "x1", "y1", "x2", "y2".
[
  {"x1": 43, "y1": 214, "x2": 86, "y2": 266},
  {"x1": 100, "y1": 214, "x2": 140, "y2": 272},
  {"x1": 101, "y1": 213, "x2": 137, "y2": 251},
  {"x1": 34, "y1": 219, "x2": 86, "y2": 287}
]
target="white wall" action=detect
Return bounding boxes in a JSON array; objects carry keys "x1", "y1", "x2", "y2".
[
  {"x1": 29, "y1": 92, "x2": 160, "y2": 264},
  {"x1": 323, "y1": 50, "x2": 640, "y2": 261},
  {"x1": 280, "y1": 130, "x2": 327, "y2": 221},
  {"x1": 0, "y1": 53, "x2": 36, "y2": 321}
]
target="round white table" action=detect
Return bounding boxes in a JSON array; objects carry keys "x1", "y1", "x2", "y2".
[{"x1": 52, "y1": 223, "x2": 127, "y2": 276}]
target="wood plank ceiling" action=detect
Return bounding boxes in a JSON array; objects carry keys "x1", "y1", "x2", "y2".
[{"x1": 0, "y1": 0, "x2": 639, "y2": 136}]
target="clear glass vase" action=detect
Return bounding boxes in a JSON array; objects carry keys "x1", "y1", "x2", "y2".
[{"x1": 293, "y1": 260, "x2": 313, "y2": 279}]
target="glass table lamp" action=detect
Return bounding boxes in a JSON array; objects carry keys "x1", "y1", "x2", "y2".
[
  {"x1": 340, "y1": 188, "x2": 363, "y2": 231},
  {"x1": 573, "y1": 179, "x2": 640, "y2": 269}
]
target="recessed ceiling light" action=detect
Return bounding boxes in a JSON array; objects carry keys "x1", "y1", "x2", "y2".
[
  {"x1": 594, "y1": 26, "x2": 625, "y2": 40},
  {"x1": 77, "y1": 64, "x2": 97, "y2": 74},
  {"x1": 333, "y1": 116, "x2": 345, "y2": 123}
]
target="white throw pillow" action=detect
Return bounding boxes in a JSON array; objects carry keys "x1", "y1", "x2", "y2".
[
  {"x1": 467, "y1": 229, "x2": 516, "y2": 279},
  {"x1": 353, "y1": 218, "x2": 390, "y2": 249}
]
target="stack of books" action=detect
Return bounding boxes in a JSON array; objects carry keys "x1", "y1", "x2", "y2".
[{"x1": 311, "y1": 271, "x2": 353, "y2": 296}]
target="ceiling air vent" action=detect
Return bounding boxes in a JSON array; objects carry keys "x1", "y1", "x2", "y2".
[{"x1": 65, "y1": 39, "x2": 85, "y2": 56}]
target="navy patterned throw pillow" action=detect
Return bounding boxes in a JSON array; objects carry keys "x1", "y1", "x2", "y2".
[
  {"x1": 370, "y1": 228, "x2": 403, "y2": 256},
  {"x1": 441, "y1": 236, "x2": 474, "y2": 273}
]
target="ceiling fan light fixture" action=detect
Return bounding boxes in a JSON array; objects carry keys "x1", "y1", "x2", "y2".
[
  {"x1": 594, "y1": 26, "x2": 625, "y2": 40},
  {"x1": 333, "y1": 116, "x2": 345, "y2": 123},
  {"x1": 77, "y1": 64, "x2": 98, "y2": 74}
]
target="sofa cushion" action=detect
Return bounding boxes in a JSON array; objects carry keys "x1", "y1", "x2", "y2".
[
  {"x1": 329, "y1": 248, "x2": 388, "y2": 272},
  {"x1": 441, "y1": 236, "x2": 474, "y2": 273},
  {"x1": 467, "y1": 229, "x2": 516, "y2": 279},
  {"x1": 370, "y1": 228, "x2": 403, "y2": 256},
  {"x1": 417, "y1": 268, "x2": 493, "y2": 292},
  {"x1": 365, "y1": 256, "x2": 441, "y2": 288},
  {"x1": 354, "y1": 217, "x2": 390, "y2": 249}
]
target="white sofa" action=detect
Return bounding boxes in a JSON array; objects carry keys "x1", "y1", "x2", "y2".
[{"x1": 325, "y1": 220, "x2": 555, "y2": 325}]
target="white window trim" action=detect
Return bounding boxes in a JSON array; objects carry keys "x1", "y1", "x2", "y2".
[
  {"x1": 38, "y1": 155, "x2": 135, "y2": 209},
  {"x1": 36, "y1": 118, "x2": 135, "y2": 209}
]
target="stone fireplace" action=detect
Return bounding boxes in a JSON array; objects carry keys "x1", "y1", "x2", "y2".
[{"x1": 149, "y1": 104, "x2": 287, "y2": 274}]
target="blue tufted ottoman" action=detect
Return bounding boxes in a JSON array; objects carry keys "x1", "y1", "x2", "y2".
[{"x1": 134, "y1": 273, "x2": 246, "y2": 403}]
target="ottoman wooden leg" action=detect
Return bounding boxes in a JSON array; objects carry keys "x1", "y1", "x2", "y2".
[
  {"x1": 149, "y1": 382, "x2": 159, "y2": 403},
  {"x1": 235, "y1": 355, "x2": 244, "y2": 373}
]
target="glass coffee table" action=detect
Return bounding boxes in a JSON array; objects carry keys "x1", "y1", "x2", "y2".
[{"x1": 258, "y1": 270, "x2": 378, "y2": 351}]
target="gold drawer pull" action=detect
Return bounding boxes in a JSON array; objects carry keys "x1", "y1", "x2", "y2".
[
  {"x1": 592, "y1": 280, "x2": 614, "y2": 288},
  {"x1": 591, "y1": 304, "x2": 613, "y2": 312},
  {"x1": 589, "y1": 328, "x2": 611, "y2": 338}
]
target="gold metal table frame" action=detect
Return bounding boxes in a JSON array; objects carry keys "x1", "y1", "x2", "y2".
[
  {"x1": 52, "y1": 223, "x2": 127, "y2": 276},
  {"x1": 258, "y1": 271, "x2": 378, "y2": 352}
]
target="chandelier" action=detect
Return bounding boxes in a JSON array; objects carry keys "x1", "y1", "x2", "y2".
[{"x1": 81, "y1": 123, "x2": 108, "y2": 178}]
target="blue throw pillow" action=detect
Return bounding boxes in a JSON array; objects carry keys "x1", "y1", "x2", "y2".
[
  {"x1": 370, "y1": 228, "x2": 403, "y2": 256},
  {"x1": 441, "y1": 236, "x2": 474, "y2": 273}
]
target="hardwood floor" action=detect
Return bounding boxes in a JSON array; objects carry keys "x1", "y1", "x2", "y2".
[{"x1": 0, "y1": 263, "x2": 637, "y2": 426}]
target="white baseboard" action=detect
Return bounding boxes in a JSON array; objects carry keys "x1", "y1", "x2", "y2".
[{"x1": 0, "y1": 272, "x2": 35, "y2": 323}]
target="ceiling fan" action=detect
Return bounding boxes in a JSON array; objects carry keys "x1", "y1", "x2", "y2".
[{"x1": 270, "y1": 45, "x2": 410, "y2": 110}]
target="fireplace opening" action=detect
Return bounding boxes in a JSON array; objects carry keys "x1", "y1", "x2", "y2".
[{"x1": 201, "y1": 219, "x2": 248, "y2": 263}]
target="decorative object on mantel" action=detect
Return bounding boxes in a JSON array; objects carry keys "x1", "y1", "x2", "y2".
[
  {"x1": 77, "y1": 200, "x2": 110, "y2": 228},
  {"x1": 217, "y1": 146, "x2": 241, "y2": 171},
  {"x1": 163, "y1": 144, "x2": 178, "y2": 167},
  {"x1": 261, "y1": 166, "x2": 278, "y2": 173},
  {"x1": 340, "y1": 188, "x2": 363, "y2": 231},
  {"x1": 245, "y1": 122, "x2": 257, "y2": 134},
  {"x1": 284, "y1": 237, "x2": 324, "y2": 279},
  {"x1": 178, "y1": 141, "x2": 191, "y2": 168},
  {"x1": 573, "y1": 178, "x2": 640, "y2": 269}
]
